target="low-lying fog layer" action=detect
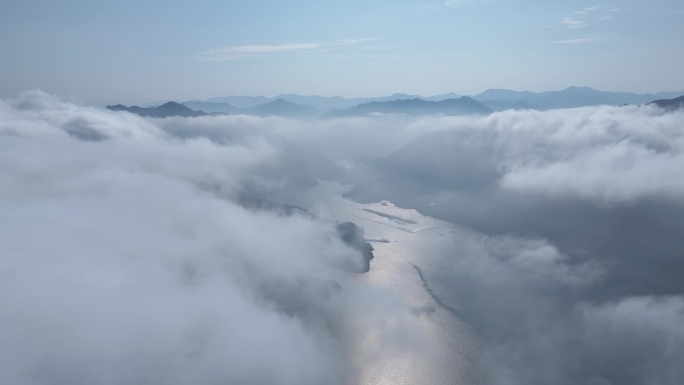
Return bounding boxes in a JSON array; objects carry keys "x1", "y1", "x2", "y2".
[{"x1": 2, "y1": 90, "x2": 684, "y2": 385}]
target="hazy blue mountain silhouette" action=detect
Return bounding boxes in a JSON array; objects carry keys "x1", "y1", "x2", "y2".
[
  {"x1": 474, "y1": 88, "x2": 537, "y2": 101},
  {"x1": 270, "y1": 94, "x2": 357, "y2": 110},
  {"x1": 164, "y1": 87, "x2": 684, "y2": 116},
  {"x1": 648, "y1": 95, "x2": 684, "y2": 111},
  {"x1": 187, "y1": 92, "x2": 462, "y2": 111},
  {"x1": 480, "y1": 100, "x2": 537, "y2": 111},
  {"x1": 182, "y1": 101, "x2": 242, "y2": 114},
  {"x1": 248, "y1": 98, "x2": 319, "y2": 118},
  {"x1": 423, "y1": 92, "x2": 462, "y2": 102},
  {"x1": 107, "y1": 102, "x2": 210, "y2": 118},
  {"x1": 198, "y1": 94, "x2": 354, "y2": 110},
  {"x1": 201, "y1": 95, "x2": 272, "y2": 109},
  {"x1": 275, "y1": 93, "x2": 424, "y2": 110},
  {"x1": 183, "y1": 99, "x2": 319, "y2": 118},
  {"x1": 324, "y1": 97, "x2": 491, "y2": 117},
  {"x1": 184, "y1": 88, "x2": 684, "y2": 113},
  {"x1": 474, "y1": 87, "x2": 684, "y2": 110}
]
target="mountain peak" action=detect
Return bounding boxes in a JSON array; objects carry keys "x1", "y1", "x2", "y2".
[
  {"x1": 106, "y1": 102, "x2": 208, "y2": 118},
  {"x1": 248, "y1": 98, "x2": 319, "y2": 118},
  {"x1": 157, "y1": 101, "x2": 194, "y2": 112},
  {"x1": 268, "y1": 98, "x2": 293, "y2": 105},
  {"x1": 563, "y1": 86, "x2": 598, "y2": 93},
  {"x1": 158, "y1": 101, "x2": 185, "y2": 108}
]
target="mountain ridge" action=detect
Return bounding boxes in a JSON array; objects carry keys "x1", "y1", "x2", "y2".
[
  {"x1": 472, "y1": 87, "x2": 684, "y2": 109},
  {"x1": 107, "y1": 102, "x2": 211, "y2": 118},
  {"x1": 109, "y1": 89, "x2": 684, "y2": 119},
  {"x1": 183, "y1": 87, "x2": 684, "y2": 112},
  {"x1": 324, "y1": 97, "x2": 492, "y2": 118},
  {"x1": 648, "y1": 95, "x2": 684, "y2": 111},
  {"x1": 183, "y1": 98, "x2": 320, "y2": 118}
]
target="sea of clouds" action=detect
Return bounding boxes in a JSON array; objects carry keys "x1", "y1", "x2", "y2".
[
  {"x1": 2, "y1": 90, "x2": 684, "y2": 385},
  {"x1": 0, "y1": 91, "x2": 399, "y2": 385}
]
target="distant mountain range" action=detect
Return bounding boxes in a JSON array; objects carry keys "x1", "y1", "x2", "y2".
[
  {"x1": 184, "y1": 87, "x2": 684, "y2": 113},
  {"x1": 473, "y1": 86, "x2": 684, "y2": 110},
  {"x1": 191, "y1": 93, "x2": 463, "y2": 110},
  {"x1": 184, "y1": 98, "x2": 320, "y2": 118},
  {"x1": 324, "y1": 97, "x2": 491, "y2": 118},
  {"x1": 109, "y1": 88, "x2": 684, "y2": 119},
  {"x1": 107, "y1": 102, "x2": 211, "y2": 118}
]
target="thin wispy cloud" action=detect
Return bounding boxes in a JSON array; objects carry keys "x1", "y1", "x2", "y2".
[
  {"x1": 561, "y1": 17, "x2": 587, "y2": 28},
  {"x1": 580, "y1": 6, "x2": 600, "y2": 13},
  {"x1": 561, "y1": 6, "x2": 601, "y2": 28},
  {"x1": 197, "y1": 38, "x2": 379, "y2": 61},
  {"x1": 551, "y1": 37, "x2": 602, "y2": 45},
  {"x1": 444, "y1": 0, "x2": 497, "y2": 8}
]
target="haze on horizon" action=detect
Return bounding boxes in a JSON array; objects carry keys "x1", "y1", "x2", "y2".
[{"x1": 2, "y1": 0, "x2": 684, "y2": 104}]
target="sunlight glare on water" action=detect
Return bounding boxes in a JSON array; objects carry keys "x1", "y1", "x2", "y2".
[{"x1": 311, "y1": 190, "x2": 483, "y2": 385}]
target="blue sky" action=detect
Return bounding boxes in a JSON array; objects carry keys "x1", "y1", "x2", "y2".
[{"x1": 2, "y1": 0, "x2": 683, "y2": 104}]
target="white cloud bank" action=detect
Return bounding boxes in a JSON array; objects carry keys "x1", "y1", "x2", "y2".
[
  {"x1": 490, "y1": 106, "x2": 684, "y2": 203},
  {"x1": 0, "y1": 90, "x2": 393, "y2": 385},
  {"x1": 3, "y1": 90, "x2": 684, "y2": 385}
]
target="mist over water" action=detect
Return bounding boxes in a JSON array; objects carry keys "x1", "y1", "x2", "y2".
[{"x1": 2, "y1": 90, "x2": 684, "y2": 385}]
